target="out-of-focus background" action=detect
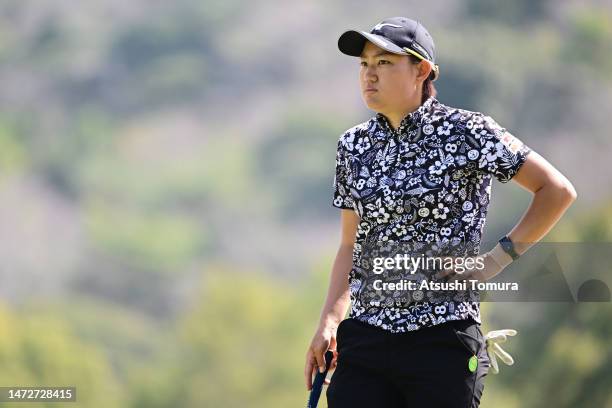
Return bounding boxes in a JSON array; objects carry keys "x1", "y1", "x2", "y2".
[{"x1": 0, "y1": 0, "x2": 611, "y2": 406}]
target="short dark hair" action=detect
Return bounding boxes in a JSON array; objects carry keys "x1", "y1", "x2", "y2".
[{"x1": 407, "y1": 54, "x2": 437, "y2": 103}]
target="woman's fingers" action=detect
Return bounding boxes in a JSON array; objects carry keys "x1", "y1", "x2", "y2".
[
  {"x1": 304, "y1": 352, "x2": 315, "y2": 390},
  {"x1": 434, "y1": 267, "x2": 455, "y2": 280},
  {"x1": 305, "y1": 348, "x2": 322, "y2": 390},
  {"x1": 329, "y1": 336, "x2": 337, "y2": 354},
  {"x1": 434, "y1": 256, "x2": 470, "y2": 280},
  {"x1": 314, "y1": 348, "x2": 326, "y2": 373},
  {"x1": 446, "y1": 270, "x2": 469, "y2": 283},
  {"x1": 305, "y1": 351, "x2": 335, "y2": 390},
  {"x1": 331, "y1": 354, "x2": 338, "y2": 370},
  {"x1": 304, "y1": 328, "x2": 338, "y2": 390}
]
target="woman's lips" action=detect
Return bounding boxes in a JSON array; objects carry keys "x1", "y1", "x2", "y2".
[{"x1": 364, "y1": 88, "x2": 378, "y2": 93}]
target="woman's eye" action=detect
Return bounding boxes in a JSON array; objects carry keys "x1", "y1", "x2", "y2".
[{"x1": 360, "y1": 60, "x2": 390, "y2": 67}]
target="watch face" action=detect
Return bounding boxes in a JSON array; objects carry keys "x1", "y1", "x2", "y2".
[{"x1": 500, "y1": 237, "x2": 518, "y2": 259}]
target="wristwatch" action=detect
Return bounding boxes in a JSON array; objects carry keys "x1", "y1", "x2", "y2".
[{"x1": 498, "y1": 236, "x2": 520, "y2": 260}]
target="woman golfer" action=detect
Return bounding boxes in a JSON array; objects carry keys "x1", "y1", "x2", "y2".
[{"x1": 304, "y1": 16, "x2": 577, "y2": 407}]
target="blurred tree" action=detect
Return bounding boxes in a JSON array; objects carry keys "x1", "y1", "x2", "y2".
[
  {"x1": 171, "y1": 260, "x2": 331, "y2": 408},
  {"x1": 0, "y1": 117, "x2": 27, "y2": 174},
  {"x1": 434, "y1": 60, "x2": 487, "y2": 111},
  {"x1": 256, "y1": 109, "x2": 346, "y2": 221},
  {"x1": 482, "y1": 201, "x2": 612, "y2": 407},
  {"x1": 0, "y1": 302, "x2": 125, "y2": 407},
  {"x1": 561, "y1": 9, "x2": 612, "y2": 79},
  {"x1": 464, "y1": 0, "x2": 552, "y2": 25}
]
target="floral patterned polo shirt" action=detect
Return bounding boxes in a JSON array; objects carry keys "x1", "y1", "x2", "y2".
[{"x1": 332, "y1": 95, "x2": 532, "y2": 333}]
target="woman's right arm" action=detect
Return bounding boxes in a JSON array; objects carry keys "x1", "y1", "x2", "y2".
[{"x1": 304, "y1": 209, "x2": 359, "y2": 391}]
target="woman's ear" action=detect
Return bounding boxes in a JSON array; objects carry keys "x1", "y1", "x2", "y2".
[{"x1": 417, "y1": 60, "x2": 432, "y2": 82}]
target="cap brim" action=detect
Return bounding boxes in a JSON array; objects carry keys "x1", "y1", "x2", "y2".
[{"x1": 338, "y1": 30, "x2": 407, "y2": 57}]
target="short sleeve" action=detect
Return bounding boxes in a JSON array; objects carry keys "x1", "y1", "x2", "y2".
[
  {"x1": 332, "y1": 136, "x2": 355, "y2": 210},
  {"x1": 471, "y1": 114, "x2": 532, "y2": 183}
]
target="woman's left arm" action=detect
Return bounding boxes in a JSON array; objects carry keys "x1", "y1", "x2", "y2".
[
  {"x1": 504, "y1": 150, "x2": 578, "y2": 255},
  {"x1": 445, "y1": 150, "x2": 577, "y2": 284}
]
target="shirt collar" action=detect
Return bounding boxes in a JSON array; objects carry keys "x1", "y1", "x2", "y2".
[{"x1": 374, "y1": 96, "x2": 437, "y2": 136}]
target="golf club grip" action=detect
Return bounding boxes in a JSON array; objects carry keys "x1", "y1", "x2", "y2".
[{"x1": 306, "y1": 350, "x2": 334, "y2": 408}]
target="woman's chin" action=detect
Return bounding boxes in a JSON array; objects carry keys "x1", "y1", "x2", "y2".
[{"x1": 362, "y1": 96, "x2": 383, "y2": 111}]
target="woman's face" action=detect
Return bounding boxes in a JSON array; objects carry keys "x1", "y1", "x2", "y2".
[{"x1": 359, "y1": 40, "x2": 424, "y2": 113}]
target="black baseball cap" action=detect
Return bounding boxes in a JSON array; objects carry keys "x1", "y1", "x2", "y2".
[{"x1": 338, "y1": 17, "x2": 440, "y2": 81}]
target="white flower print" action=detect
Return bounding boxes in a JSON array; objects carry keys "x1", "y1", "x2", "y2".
[
  {"x1": 432, "y1": 203, "x2": 449, "y2": 219},
  {"x1": 355, "y1": 136, "x2": 371, "y2": 153},
  {"x1": 479, "y1": 140, "x2": 499, "y2": 168},
  {"x1": 429, "y1": 160, "x2": 447, "y2": 175},
  {"x1": 392, "y1": 224, "x2": 408, "y2": 237},
  {"x1": 372, "y1": 207, "x2": 390, "y2": 224},
  {"x1": 437, "y1": 120, "x2": 454, "y2": 136},
  {"x1": 408, "y1": 177, "x2": 421, "y2": 186},
  {"x1": 471, "y1": 127, "x2": 488, "y2": 140}
]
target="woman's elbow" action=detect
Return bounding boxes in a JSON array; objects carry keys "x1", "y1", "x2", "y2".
[
  {"x1": 539, "y1": 175, "x2": 578, "y2": 207},
  {"x1": 558, "y1": 180, "x2": 578, "y2": 206}
]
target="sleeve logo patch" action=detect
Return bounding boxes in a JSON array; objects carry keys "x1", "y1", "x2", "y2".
[{"x1": 501, "y1": 131, "x2": 523, "y2": 154}]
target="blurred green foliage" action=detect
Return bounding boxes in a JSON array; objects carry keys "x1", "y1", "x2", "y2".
[
  {"x1": 464, "y1": 0, "x2": 552, "y2": 25},
  {"x1": 0, "y1": 302, "x2": 125, "y2": 407},
  {"x1": 256, "y1": 108, "x2": 348, "y2": 219}
]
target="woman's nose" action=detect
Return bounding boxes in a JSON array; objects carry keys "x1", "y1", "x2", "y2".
[{"x1": 364, "y1": 67, "x2": 377, "y2": 81}]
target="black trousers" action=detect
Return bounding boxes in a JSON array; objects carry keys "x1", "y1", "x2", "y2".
[{"x1": 326, "y1": 317, "x2": 490, "y2": 408}]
